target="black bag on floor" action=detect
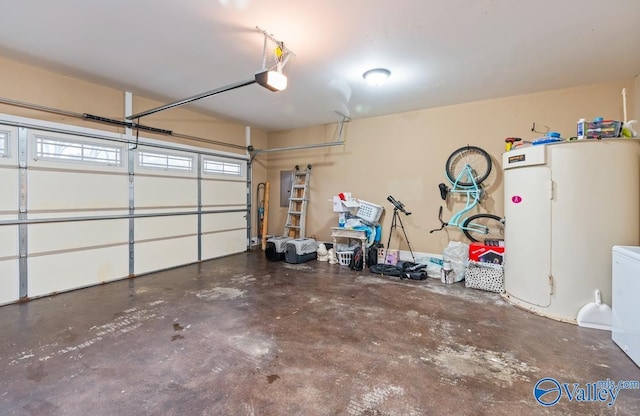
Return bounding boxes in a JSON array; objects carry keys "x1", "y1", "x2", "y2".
[
  {"x1": 349, "y1": 246, "x2": 364, "y2": 271},
  {"x1": 369, "y1": 261, "x2": 427, "y2": 280},
  {"x1": 397, "y1": 261, "x2": 428, "y2": 280},
  {"x1": 369, "y1": 264, "x2": 402, "y2": 277},
  {"x1": 366, "y1": 243, "x2": 381, "y2": 267}
]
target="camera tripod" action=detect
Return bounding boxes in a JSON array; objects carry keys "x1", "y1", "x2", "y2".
[{"x1": 385, "y1": 207, "x2": 416, "y2": 263}]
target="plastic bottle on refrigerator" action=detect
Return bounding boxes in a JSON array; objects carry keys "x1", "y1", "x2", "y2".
[{"x1": 577, "y1": 118, "x2": 586, "y2": 140}]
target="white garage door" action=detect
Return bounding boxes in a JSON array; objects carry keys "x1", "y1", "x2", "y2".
[{"x1": 0, "y1": 115, "x2": 248, "y2": 305}]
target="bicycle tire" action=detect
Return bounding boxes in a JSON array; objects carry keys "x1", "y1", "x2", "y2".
[
  {"x1": 462, "y1": 214, "x2": 504, "y2": 242},
  {"x1": 445, "y1": 146, "x2": 492, "y2": 187}
]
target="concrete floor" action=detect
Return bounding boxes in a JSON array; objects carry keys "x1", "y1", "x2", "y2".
[{"x1": 1, "y1": 251, "x2": 639, "y2": 416}]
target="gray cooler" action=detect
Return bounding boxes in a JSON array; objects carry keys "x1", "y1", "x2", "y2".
[{"x1": 284, "y1": 238, "x2": 318, "y2": 264}]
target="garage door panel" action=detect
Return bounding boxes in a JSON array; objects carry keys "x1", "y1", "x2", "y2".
[
  {"x1": 0, "y1": 170, "x2": 18, "y2": 212},
  {"x1": 202, "y1": 212, "x2": 246, "y2": 233},
  {"x1": 28, "y1": 246, "x2": 129, "y2": 298},
  {"x1": 135, "y1": 176, "x2": 198, "y2": 208},
  {"x1": 135, "y1": 214, "x2": 198, "y2": 241},
  {"x1": 134, "y1": 236, "x2": 198, "y2": 275},
  {"x1": 0, "y1": 218, "x2": 17, "y2": 258},
  {"x1": 0, "y1": 260, "x2": 19, "y2": 305},
  {"x1": 28, "y1": 219, "x2": 128, "y2": 254},
  {"x1": 202, "y1": 230, "x2": 246, "y2": 260},
  {"x1": 202, "y1": 180, "x2": 246, "y2": 206},
  {"x1": 28, "y1": 171, "x2": 128, "y2": 211}
]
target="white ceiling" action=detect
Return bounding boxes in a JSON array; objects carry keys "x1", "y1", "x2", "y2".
[{"x1": 0, "y1": 0, "x2": 639, "y2": 133}]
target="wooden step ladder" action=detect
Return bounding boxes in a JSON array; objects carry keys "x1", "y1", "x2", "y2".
[{"x1": 283, "y1": 164, "x2": 311, "y2": 239}]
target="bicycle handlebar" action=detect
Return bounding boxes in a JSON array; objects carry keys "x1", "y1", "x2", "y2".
[{"x1": 429, "y1": 206, "x2": 447, "y2": 233}]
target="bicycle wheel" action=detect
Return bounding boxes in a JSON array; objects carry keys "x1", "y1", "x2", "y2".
[
  {"x1": 445, "y1": 146, "x2": 492, "y2": 186},
  {"x1": 462, "y1": 214, "x2": 504, "y2": 242}
]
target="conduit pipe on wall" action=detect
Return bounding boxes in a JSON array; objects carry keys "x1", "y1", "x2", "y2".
[
  {"x1": 0, "y1": 97, "x2": 84, "y2": 118},
  {"x1": 248, "y1": 112, "x2": 349, "y2": 163},
  {"x1": 249, "y1": 141, "x2": 344, "y2": 164}
]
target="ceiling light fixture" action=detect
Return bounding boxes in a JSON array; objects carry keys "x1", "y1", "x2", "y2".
[{"x1": 363, "y1": 68, "x2": 391, "y2": 86}]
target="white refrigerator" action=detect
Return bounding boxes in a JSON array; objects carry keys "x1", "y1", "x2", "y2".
[
  {"x1": 502, "y1": 139, "x2": 640, "y2": 322},
  {"x1": 612, "y1": 245, "x2": 640, "y2": 367}
]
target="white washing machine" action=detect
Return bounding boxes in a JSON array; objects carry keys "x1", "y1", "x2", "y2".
[
  {"x1": 612, "y1": 245, "x2": 640, "y2": 367},
  {"x1": 502, "y1": 139, "x2": 640, "y2": 322}
]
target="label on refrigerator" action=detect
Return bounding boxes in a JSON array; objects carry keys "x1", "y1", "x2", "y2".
[{"x1": 508, "y1": 154, "x2": 526, "y2": 163}]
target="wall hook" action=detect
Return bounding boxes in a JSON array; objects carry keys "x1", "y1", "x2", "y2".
[{"x1": 531, "y1": 122, "x2": 549, "y2": 135}]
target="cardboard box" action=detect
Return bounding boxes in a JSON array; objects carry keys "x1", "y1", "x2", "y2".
[
  {"x1": 469, "y1": 242, "x2": 504, "y2": 265},
  {"x1": 385, "y1": 249, "x2": 399, "y2": 266}
]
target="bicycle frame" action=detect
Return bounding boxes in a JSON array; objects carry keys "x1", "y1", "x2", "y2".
[{"x1": 445, "y1": 164, "x2": 482, "y2": 230}]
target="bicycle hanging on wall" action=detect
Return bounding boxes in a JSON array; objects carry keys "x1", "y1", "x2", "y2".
[{"x1": 429, "y1": 145, "x2": 504, "y2": 242}]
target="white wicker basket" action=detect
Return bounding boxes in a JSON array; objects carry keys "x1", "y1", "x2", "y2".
[
  {"x1": 356, "y1": 200, "x2": 384, "y2": 223},
  {"x1": 336, "y1": 251, "x2": 353, "y2": 266}
]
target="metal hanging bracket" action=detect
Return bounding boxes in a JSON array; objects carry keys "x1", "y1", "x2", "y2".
[
  {"x1": 335, "y1": 110, "x2": 351, "y2": 141},
  {"x1": 256, "y1": 26, "x2": 295, "y2": 72}
]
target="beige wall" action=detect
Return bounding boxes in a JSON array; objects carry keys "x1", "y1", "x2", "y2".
[
  {"x1": 266, "y1": 80, "x2": 636, "y2": 255},
  {"x1": 0, "y1": 57, "x2": 124, "y2": 132}
]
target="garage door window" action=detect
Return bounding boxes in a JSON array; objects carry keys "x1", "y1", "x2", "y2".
[
  {"x1": 203, "y1": 159, "x2": 242, "y2": 176},
  {"x1": 0, "y1": 130, "x2": 7, "y2": 157},
  {"x1": 138, "y1": 150, "x2": 193, "y2": 172},
  {"x1": 35, "y1": 135, "x2": 122, "y2": 166}
]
